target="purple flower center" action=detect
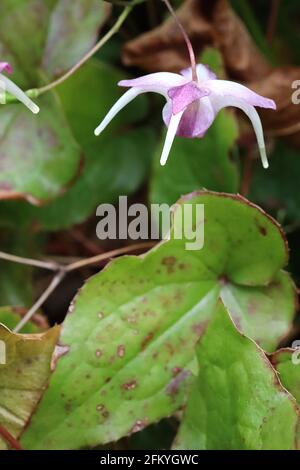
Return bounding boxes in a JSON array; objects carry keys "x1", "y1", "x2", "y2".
[{"x1": 168, "y1": 81, "x2": 210, "y2": 114}]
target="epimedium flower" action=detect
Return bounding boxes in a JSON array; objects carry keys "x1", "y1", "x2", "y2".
[
  {"x1": 95, "y1": 0, "x2": 276, "y2": 169},
  {"x1": 0, "y1": 62, "x2": 39, "y2": 114},
  {"x1": 94, "y1": 63, "x2": 275, "y2": 169}
]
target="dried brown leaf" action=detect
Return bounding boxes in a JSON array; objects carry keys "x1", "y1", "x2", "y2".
[
  {"x1": 122, "y1": 0, "x2": 271, "y2": 79},
  {"x1": 248, "y1": 68, "x2": 300, "y2": 145}
]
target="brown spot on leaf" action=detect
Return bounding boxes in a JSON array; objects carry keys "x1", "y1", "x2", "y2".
[
  {"x1": 162, "y1": 256, "x2": 177, "y2": 273},
  {"x1": 143, "y1": 309, "x2": 156, "y2": 318},
  {"x1": 122, "y1": 380, "x2": 137, "y2": 391},
  {"x1": 130, "y1": 418, "x2": 148, "y2": 434},
  {"x1": 117, "y1": 345, "x2": 126, "y2": 358},
  {"x1": 179, "y1": 263, "x2": 188, "y2": 270},
  {"x1": 258, "y1": 225, "x2": 267, "y2": 236},
  {"x1": 172, "y1": 367, "x2": 182, "y2": 377},
  {"x1": 141, "y1": 332, "x2": 154, "y2": 350},
  {"x1": 219, "y1": 274, "x2": 229, "y2": 285},
  {"x1": 161, "y1": 295, "x2": 172, "y2": 308},
  {"x1": 125, "y1": 314, "x2": 138, "y2": 324},
  {"x1": 95, "y1": 349, "x2": 102, "y2": 358},
  {"x1": 96, "y1": 404, "x2": 109, "y2": 419},
  {"x1": 192, "y1": 321, "x2": 207, "y2": 337},
  {"x1": 174, "y1": 290, "x2": 183, "y2": 303},
  {"x1": 165, "y1": 342, "x2": 175, "y2": 355},
  {"x1": 166, "y1": 370, "x2": 191, "y2": 396},
  {"x1": 65, "y1": 402, "x2": 72, "y2": 413}
]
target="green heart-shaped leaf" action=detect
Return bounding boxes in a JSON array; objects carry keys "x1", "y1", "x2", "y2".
[
  {"x1": 21, "y1": 192, "x2": 295, "y2": 449},
  {"x1": 174, "y1": 302, "x2": 300, "y2": 450}
]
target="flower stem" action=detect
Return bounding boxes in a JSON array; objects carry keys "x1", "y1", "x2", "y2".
[
  {"x1": 13, "y1": 270, "x2": 66, "y2": 333},
  {"x1": 0, "y1": 250, "x2": 59, "y2": 271},
  {"x1": 162, "y1": 0, "x2": 197, "y2": 81},
  {"x1": 11, "y1": 242, "x2": 155, "y2": 332},
  {"x1": 64, "y1": 241, "x2": 155, "y2": 272},
  {"x1": 28, "y1": 0, "x2": 142, "y2": 98}
]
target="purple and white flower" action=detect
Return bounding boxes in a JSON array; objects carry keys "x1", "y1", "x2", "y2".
[
  {"x1": 94, "y1": 64, "x2": 275, "y2": 169},
  {"x1": 0, "y1": 62, "x2": 39, "y2": 114}
]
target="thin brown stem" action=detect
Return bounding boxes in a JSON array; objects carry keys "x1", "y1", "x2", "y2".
[
  {"x1": 11, "y1": 242, "x2": 155, "y2": 332},
  {"x1": 14, "y1": 271, "x2": 66, "y2": 333},
  {"x1": 65, "y1": 242, "x2": 155, "y2": 272},
  {"x1": 0, "y1": 425, "x2": 23, "y2": 450},
  {"x1": 0, "y1": 251, "x2": 59, "y2": 271},
  {"x1": 162, "y1": 0, "x2": 197, "y2": 81}
]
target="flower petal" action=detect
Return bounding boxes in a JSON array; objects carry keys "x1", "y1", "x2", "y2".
[
  {"x1": 205, "y1": 79, "x2": 276, "y2": 109},
  {"x1": 162, "y1": 100, "x2": 172, "y2": 127},
  {"x1": 211, "y1": 95, "x2": 269, "y2": 168},
  {"x1": 94, "y1": 87, "x2": 142, "y2": 136},
  {"x1": 180, "y1": 64, "x2": 217, "y2": 82},
  {"x1": 160, "y1": 110, "x2": 184, "y2": 166},
  {"x1": 168, "y1": 81, "x2": 210, "y2": 114},
  {"x1": 0, "y1": 62, "x2": 13, "y2": 74},
  {"x1": 0, "y1": 73, "x2": 39, "y2": 114},
  {"x1": 163, "y1": 96, "x2": 215, "y2": 138},
  {"x1": 118, "y1": 72, "x2": 186, "y2": 97}
]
